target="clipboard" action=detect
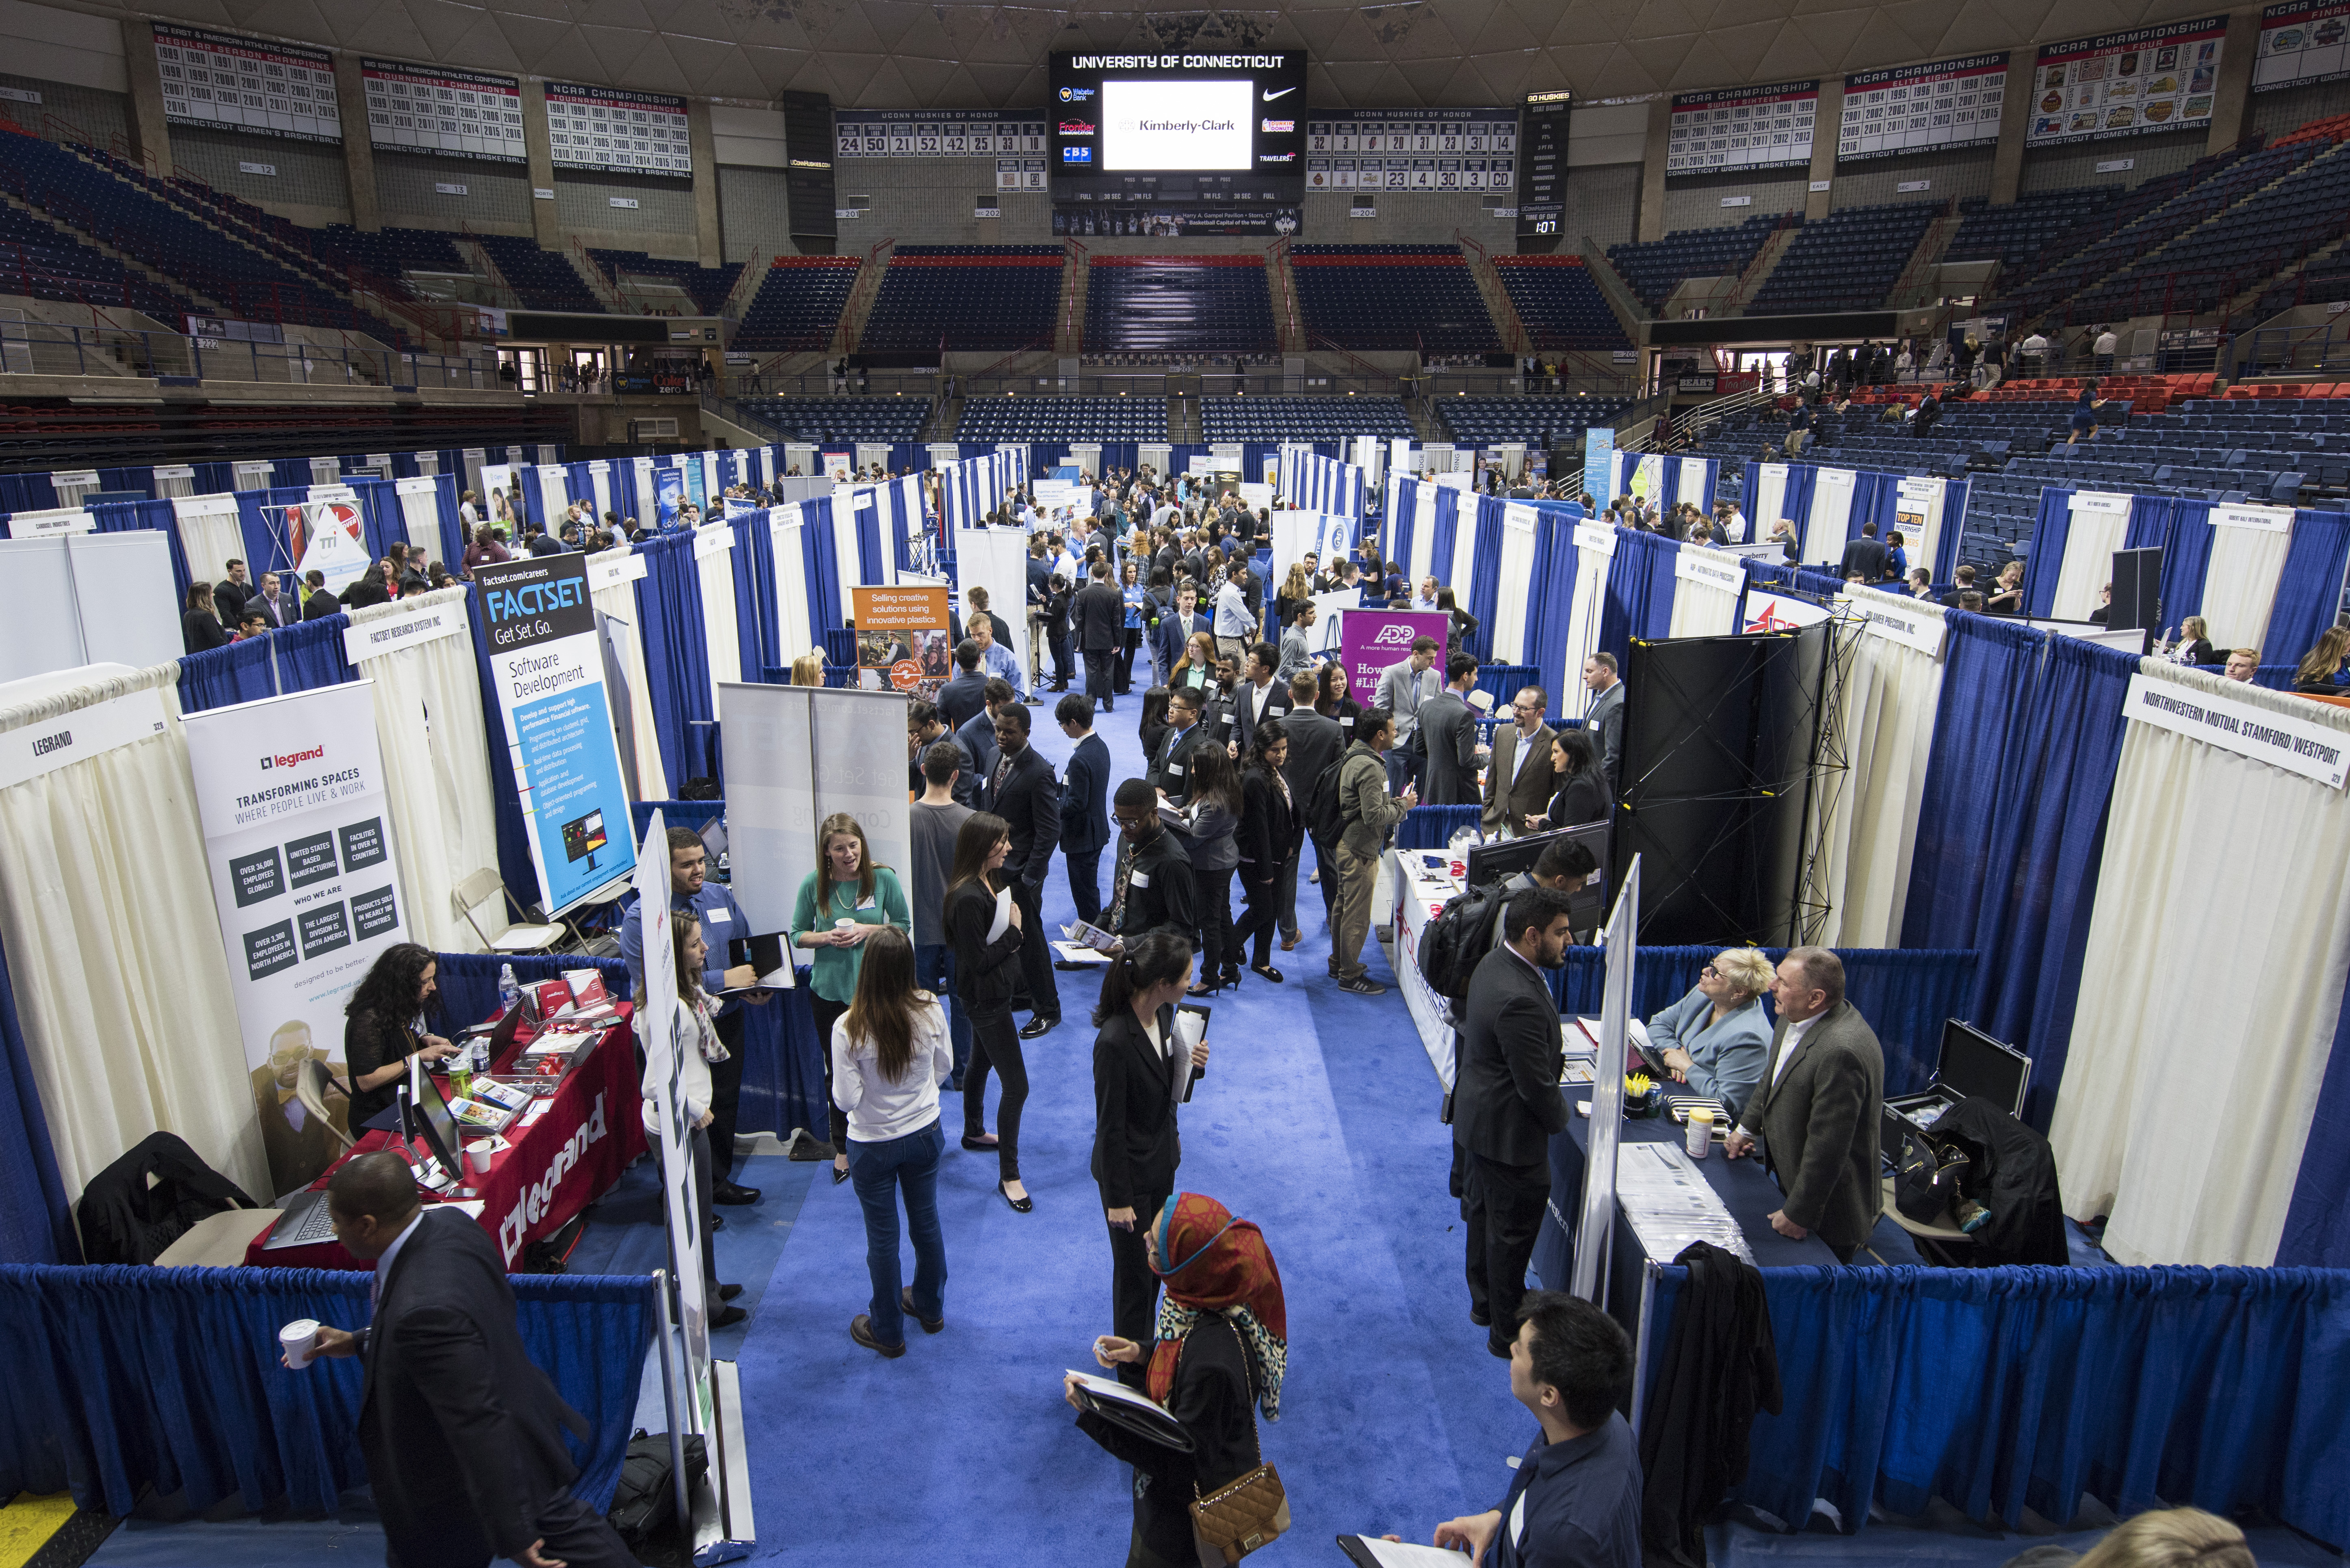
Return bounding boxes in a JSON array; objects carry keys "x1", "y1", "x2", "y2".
[
  {"x1": 1337, "y1": 1536, "x2": 1473, "y2": 1567},
  {"x1": 1174, "y1": 1002, "x2": 1209, "y2": 1103},
  {"x1": 723, "y1": 932, "x2": 793, "y2": 992},
  {"x1": 1066, "y1": 1369, "x2": 1192, "y2": 1452}
]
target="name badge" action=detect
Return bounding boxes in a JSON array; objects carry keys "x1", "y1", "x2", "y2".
[
  {"x1": 1167, "y1": 764, "x2": 1184, "y2": 777},
  {"x1": 1131, "y1": 870, "x2": 1151, "y2": 889},
  {"x1": 1588, "y1": 718, "x2": 1601, "y2": 731},
  {"x1": 1340, "y1": 716, "x2": 1354, "y2": 728},
  {"x1": 707, "y1": 908, "x2": 731, "y2": 923},
  {"x1": 856, "y1": 895, "x2": 877, "y2": 911}
]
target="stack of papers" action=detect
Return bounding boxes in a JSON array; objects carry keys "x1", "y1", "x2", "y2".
[{"x1": 1613, "y1": 1142, "x2": 1753, "y2": 1265}]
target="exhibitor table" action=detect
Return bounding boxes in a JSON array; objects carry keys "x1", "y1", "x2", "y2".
[
  {"x1": 1387, "y1": 846, "x2": 1465, "y2": 1084},
  {"x1": 243, "y1": 1008, "x2": 648, "y2": 1270}
]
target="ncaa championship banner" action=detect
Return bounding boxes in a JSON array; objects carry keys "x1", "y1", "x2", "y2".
[
  {"x1": 182, "y1": 681, "x2": 409, "y2": 1198},
  {"x1": 475, "y1": 553, "x2": 637, "y2": 918}
]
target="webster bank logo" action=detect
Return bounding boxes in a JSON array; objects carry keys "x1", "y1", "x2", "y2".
[
  {"x1": 1059, "y1": 86, "x2": 1094, "y2": 103},
  {"x1": 259, "y1": 745, "x2": 325, "y2": 771}
]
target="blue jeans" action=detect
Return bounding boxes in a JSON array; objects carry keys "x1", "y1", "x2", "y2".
[
  {"x1": 916, "y1": 943, "x2": 972, "y2": 1086},
  {"x1": 847, "y1": 1117, "x2": 948, "y2": 1349}
]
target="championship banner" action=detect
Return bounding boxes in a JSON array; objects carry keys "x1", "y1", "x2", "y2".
[
  {"x1": 1338, "y1": 609, "x2": 1449, "y2": 707},
  {"x1": 2028, "y1": 18, "x2": 2225, "y2": 145},
  {"x1": 475, "y1": 554, "x2": 637, "y2": 919},
  {"x1": 1666, "y1": 80, "x2": 1818, "y2": 174},
  {"x1": 1837, "y1": 54, "x2": 2008, "y2": 162},
  {"x1": 2257, "y1": 1, "x2": 2350, "y2": 91},
  {"x1": 182, "y1": 683, "x2": 408, "y2": 1197},
  {"x1": 851, "y1": 585, "x2": 953, "y2": 698},
  {"x1": 283, "y1": 497, "x2": 372, "y2": 593}
]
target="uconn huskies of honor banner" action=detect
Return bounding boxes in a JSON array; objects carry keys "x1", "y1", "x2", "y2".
[
  {"x1": 182, "y1": 681, "x2": 409, "y2": 1197},
  {"x1": 475, "y1": 553, "x2": 637, "y2": 918}
]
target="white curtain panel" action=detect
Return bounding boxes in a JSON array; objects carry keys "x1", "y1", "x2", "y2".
[
  {"x1": 1407, "y1": 483, "x2": 1438, "y2": 587},
  {"x1": 774, "y1": 511, "x2": 813, "y2": 660},
  {"x1": 1802, "y1": 623, "x2": 1942, "y2": 948},
  {"x1": 2050, "y1": 662, "x2": 2350, "y2": 1266},
  {"x1": 1804, "y1": 468, "x2": 1856, "y2": 566},
  {"x1": 171, "y1": 495, "x2": 247, "y2": 588},
  {"x1": 1560, "y1": 537, "x2": 1613, "y2": 702},
  {"x1": 1488, "y1": 504, "x2": 1539, "y2": 664},
  {"x1": 347, "y1": 588, "x2": 502, "y2": 952},
  {"x1": 832, "y1": 487, "x2": 863, "y2": 609},
  {"x1": 2053, "y1": 500, "x2": 2131, "y2": 621},
  {"x1": 697, "y1": 534, "x2": 743, "y2": 703},
  {"x1": 1448, "y1": 504, "x2": 1480, "y2": 617},
  {"x1": 1666, "y1": 575, "x2": 1739, "y2": 638},
  {"x1": 589, "y1": 550, "x2": 671, "y2": 803},
  {"x1": 1751, "y1": 465, "x2": 1790, "y2": 545},
  {"x1": 2199, "y1": 517, "x2": 2294, "y2": 654},
  {"x1": 0, "y1": 664, "x2": 266, "y2": 1202}
]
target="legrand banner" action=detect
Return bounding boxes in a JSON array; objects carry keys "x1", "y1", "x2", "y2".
[
  {"x1": 182, "y1": 682, "x2": 408, "y2": 1197},
  {"x1": 474, "y1": 553, "x2": 637, "y2": 917}
]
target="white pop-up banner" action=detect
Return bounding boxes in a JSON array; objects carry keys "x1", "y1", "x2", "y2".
[
  {"x1": 716, "y1": 682, "x2": 914, "y2": 939},
  {"x1": 182, "y1": 681, "x2": 409, "y2": 1198}
]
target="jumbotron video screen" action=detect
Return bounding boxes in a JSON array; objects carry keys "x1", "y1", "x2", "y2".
[{"x1": 1049, "y1": 50, "x2": 1306, "y2": 236}]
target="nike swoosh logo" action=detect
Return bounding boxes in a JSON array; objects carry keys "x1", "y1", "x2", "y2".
[{"x1": 1263, "y1": 87, "x2": 1295, "y2": 101}]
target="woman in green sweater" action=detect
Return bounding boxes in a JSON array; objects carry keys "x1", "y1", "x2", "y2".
[{"x1": 793, "y1": 812, "x2": 912, "y2": 1182}]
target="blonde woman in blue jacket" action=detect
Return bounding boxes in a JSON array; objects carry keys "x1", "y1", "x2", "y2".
[{"x1": 1646, "y1": 947, "x2": 1776, "y2": 1122}]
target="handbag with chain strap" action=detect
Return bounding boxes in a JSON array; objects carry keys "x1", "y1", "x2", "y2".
[{"x1": 1188, "y1": 1317, "x2": 1288, "y2": 1567}]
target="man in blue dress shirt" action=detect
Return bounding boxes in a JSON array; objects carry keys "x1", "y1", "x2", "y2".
[
  {"x1": 620, "y1": 826, "x2": 772, "y2": 1198},
  {"x1": 1388, "y1": 1291, "x2": 1642, "y2": 1567},
  {"x1": 968, "y1": 611, "x2": 1029, "y2": 701}
]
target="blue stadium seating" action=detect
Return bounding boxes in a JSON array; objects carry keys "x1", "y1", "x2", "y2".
[
  {"x1": 957, "y1": 394, "x2": 1163, "y2": 441},
  {"x1": 312, "y1": 225, "x2": 468, "y2": 281},
  {"x1": 860, "y1": 245, "x2": 1063, "y2": 355},
  {"x1": 731, "y1": 258, "x2": 861, "y2": 354},
  {"x1": 1434, "y1": 394, "x2": 1629, "y2": 449},
  {"x1": 590, "y1": 249, "x2": 745, "y2": 315},
  {"x1": 740, "y1": 396, "x2": 930, "y2": 442},
  {"x1": 1085, "y1": 257, "x2": 1274, "y2": 354},
  {"x1": 0, "y1": 200, "x2": 194, "y2": 319},
  {"x1": 1289, "y1": 244, "x2": 1499, "y2": 354},
  {"x1": 1492, "y1": 257, "x2": 1632, "y2": 349},
  {"x1": 1606, "y1": 214, "x2": 1788, "y2": 311},
  {"x1": 2071, "y1": 139, "x2": 2350, "y2": 320},
  {"x1": 1748, "y1": 201, "x2": 1939, "y2": 314},
  {"x1": 1945, "y1": 187, "x2": 2121, "y2": 275},
  {"x1": 1200, "y1": 395, "x2": 1411, "y2": 441},
  {"x1": 478, "y1": 234, "x2": 605, "y2": 313}
]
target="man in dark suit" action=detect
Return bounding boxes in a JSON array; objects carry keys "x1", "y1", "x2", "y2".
[
  {"x1": 1579, "y1": 653, "x2": 1626, "y2": 795},
  {"x1": 301, "y1": 1153, "x2": 638, "y2": 1568},
  {"x1": 1940, "y1": 564, "x2": 1979, "y2": 609},
  {"x1": 1278, "y1": 670, "x2": 1347, "y2": 934},
  {"x1": 1148, "y1": 684, "x2": 1211, "y2": 805},
  {"x1": 1481, "y1": 685, "x2": 1556, "y2": 837},
  {"x1": 1726, "y1": 947, "x2": 1886, "y2": 1263},
  {"x1": 936, "y1": 640, "x2": 990, "y2": 733},
  {"x1": 300, "y1": 569, "x2": 341, "y2": 621},
  {"x1": 1453, "y1": 886, "x2": 1576, "y2": 1356},
  {"x1": 1056, "y1": 693, "x2": 1113, "y2": 926},
  {"x1": 986, "y1": 701, "x2": 1062, "y2": 1038},
  {"x1": 1416, "y1": 651, "x2": 1484, "y2": 807},
  {"x1": 1108, "y1": 777, "x2": 1196, "y2": 947},
  {"x1": 251, "y1": 571, "x2": 296, "y2": 629},
  {"x1": 1839, "y1": 521, "x2": 1889, "y2": 583},
  {"x1": 1229, "y1": 642, "x2": 1293, "y2": 755},
  {"x1": 1151, "y1": 582, "x2": 1210, "y2": 677},
  {"x1": 955, "y1": 678, "x2": 1013, "y2": 782},
  {"x1": 1070, "y1": 559, "x2": 1127, "y2": 714}
]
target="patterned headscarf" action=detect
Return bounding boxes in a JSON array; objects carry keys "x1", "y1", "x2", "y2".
[{"x1": 1146, "y1": 1192, "x2": 1287, "y2": 1422}]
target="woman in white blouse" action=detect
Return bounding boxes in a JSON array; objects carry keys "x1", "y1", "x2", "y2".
[
  {"x1": 637, "y1": 912, "x2": 747, "y2": 1328},
  {"x1": 833, "y1": 925, "x2": 955, "y2": 1359}
]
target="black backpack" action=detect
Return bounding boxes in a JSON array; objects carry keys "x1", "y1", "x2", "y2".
[
  {"x1": 607, "y1": 1430, "x2": 709, "y2": 1546},
  {"x1": 1306, "y1": 752, "x2": 1353, "y2": 844},
  {"x1": 1418, "y1": 882, "x2": 1509, "y2": 1011}
]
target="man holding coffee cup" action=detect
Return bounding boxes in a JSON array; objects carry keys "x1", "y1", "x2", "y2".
[{"x1": 284, "y1": 1152, "x2": 641, "y2": 1568}]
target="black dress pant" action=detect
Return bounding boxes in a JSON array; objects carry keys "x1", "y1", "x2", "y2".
[
  {"x1": 1115, "y1": 629, "x2": 1139, "y2": 692},
  {"x1": 1009, "y1": 880, "x2": 1060, "y2": 1020},
  {"x1": 807, "y1": 993, "x2": 850, "y2": 1148},
  {"x1": 1195, "y1": 865, "x2": 1234, "y2": 980},
  {"x1": 1232, "y1": 865, "x2": 1282, "y2": 968},
  {"x1": 1463, "y1": 1150, "x2": 1550, "y2": 1352},
  {"x1": 962, "y1": 1006, "x2": 1026, "y2": 1183},
  {"x1": 1083, "y1": 647, "x2": 1115, "y2": 707},
  {"x1": 709, "y1": 1006, "x2": 747, "y2": 1180},
  {"x1": 1309, "y1": 832, "x2": 1341, "y2": 928},
  {"x1": 386, "y1": 1487, "x2": 641, "y2": 1568},
  {"x1": 1105, "y1": 1184, "x2": 1172, "y2": 1384}
]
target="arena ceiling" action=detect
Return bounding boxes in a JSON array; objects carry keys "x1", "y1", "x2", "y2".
[{"x1": 65, "y1": 0, "x2": 2233, "y2": 108}]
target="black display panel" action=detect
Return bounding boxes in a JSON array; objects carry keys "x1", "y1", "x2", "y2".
[
  {"x1": 1517, "y1": 92, "x2": 1570, "y2": 239},
  {"x1": 1049, "y1": 50, "x2": 1306, "y2": 236}
]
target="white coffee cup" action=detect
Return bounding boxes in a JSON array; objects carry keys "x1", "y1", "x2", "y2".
[
  {"x1": 834, "y1": 917, "x2": 858, "y2": 931},
  {"x1": 280, "y1": 1318, "x2": 321, "y2": 1369},
  {"x1": 466, "y1": 1140, "x2": 495, "y2": 1176}
]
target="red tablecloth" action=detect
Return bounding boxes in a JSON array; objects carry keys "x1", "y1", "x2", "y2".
[{"x1": 242, "y1": 1008, "x2": 648, "y2": 1270}]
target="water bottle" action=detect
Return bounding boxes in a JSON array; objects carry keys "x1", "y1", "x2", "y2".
[{"x1": 498, "y1": 963, "x2": 518, "y2": 1016}]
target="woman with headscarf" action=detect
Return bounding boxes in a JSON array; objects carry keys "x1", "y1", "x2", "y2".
[{"x1": 1067, "y1": 1191, "x2": 1287, "y2": 1568}]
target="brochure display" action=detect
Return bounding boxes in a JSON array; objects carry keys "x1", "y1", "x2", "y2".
[
  {"x1": 182, "y1": 682, "x2": 409, "y2": 1197},
  {"x1": 1571, "y1": 855, "x2": 1640, "y2": 1306},
  {"x1": 474, "y1": 553, "x2": 637, "y2": 919}
]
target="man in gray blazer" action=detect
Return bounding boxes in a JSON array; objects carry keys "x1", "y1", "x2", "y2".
[
  {"x1": 1481, "y1": 685, "x2": 1556, "y2": 837},
  {"x1": 1376, "y1": 634, "x2": 1442, "y2": 794},
  {"x1": 1415, "y1": 651, "x2": 1484, "y2": 807},
  {"x1": 1579, "y1": 652, "x2": 1626, "y2": 794},
  {"x1": 1726, "y1": 947, "x2": 1884, "y2": 1262}
]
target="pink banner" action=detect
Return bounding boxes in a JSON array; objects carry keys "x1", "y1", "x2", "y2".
[{"x1": 1338, "y1": 609, "x2": 1450, "y2": 707}]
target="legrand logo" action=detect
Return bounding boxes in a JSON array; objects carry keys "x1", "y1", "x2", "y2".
[
  {"x1": 499, "y1": 1090, "x2": 609, "y2": 1264},
  {"x1": 29, "y1": 729, "x2": 71, "y2": 758},
  {"x1": 259, "y1": 745, "x2": 324, "y2": 771},
  {"x1": 1370, "y1": 623, "x2": 1419, "y2": 646},
  {"x1": 1059, "y1": 119, "x2": 1095, "y2": 135}
]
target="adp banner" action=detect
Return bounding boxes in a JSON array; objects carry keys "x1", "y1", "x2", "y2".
[
  {"x1": 476, "y1": 553, "x2": 637, "y2": 918},
  {"x1": 1337, "y1": 608, "x2": 1449, "y2": 707},
  {"x1": 183, "y1": 682, "x2": 408, "y2": 1197},
  {"x1": 851, "y1": 584, "x2": 953, "y2": 698}
]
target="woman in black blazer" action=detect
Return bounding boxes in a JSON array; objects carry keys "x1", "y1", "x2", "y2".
[
  {"x1": 1087, "y1": 932, "x2": 1209, "y2": 1365},
  {"x1": 1231, "y1": 720, "x2": 1301, "y2": 983},
  {"x1": 2168, "y1": 615, "x2": 2215, "y2": 667},
  {"x1": 182, "y1": 582, "x2": 232, "y2": 654},
  {"x1": 943, "y1": 811, "x2": 1033, "y2": 1211},
  {"x1": 1530, "y1": 727, "x2": 1609, "y2": 831}
]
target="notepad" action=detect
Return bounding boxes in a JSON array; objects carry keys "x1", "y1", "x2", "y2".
[
  {"x1": 987, "y1": 885, "x2": 1014, "y2": 944},
  {"x1": 1337, "y1": 1536, "x2": 1473, "y2": 1567},
  {"x1": 1066, "y1": 1369, "x2": 1192, "y2": 1451}
]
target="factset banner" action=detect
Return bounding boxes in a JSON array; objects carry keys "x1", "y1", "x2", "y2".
[
  {"x1": 475, "y1": 553, "x2": 637, "y2": 918},
  {"x1": 1338, "y1": 608, "x2": 1449, "y2": 707},
  {"x1": 182, "y1": 681, "x2": 408, "y2": 1197}
]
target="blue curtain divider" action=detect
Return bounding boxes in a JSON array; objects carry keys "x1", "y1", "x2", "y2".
[
  {"x1": 2279, "y1": 956, "x2": 2350, "y2": 1267},
  {"x1": 1394, "y1": 804, "x2": 1482, "y2": 849},
  {"x1": 1597, "y1": 526, "x2": 1678, "y2": 670},
  {"x1": 1848, "y1": 470, "x2": 1902, "y2": 552},
  {"x1": 0, "y1": 1263, "x2": 655, "y2": 1518},
  {"x1": 630, "y1": 800, "x2": 724, "y2": 848},
  {"x1": 347, "y1": 478, "x2": 404, "y2": 563},
  {"x1": 0, "y1": 928, "x2": 74, "y2": 1266},
  {"x1": 1552, "y1": 946, "x2": 1977, "y2": 1098},
  {"x1": 730, "y1": 508, "x2": 780, "y2": 680},
  {"x1": 1741, "y1": 460, "x2": 1819, "y2": 556},
  {"x1": 272, "y1": 614, "x2": 358, "y2": 696},
  {"x1": 2266, "y1": 510, "x2": 2350, "y2": 667},
  {"x1": 1901, "y1": 616, "x2": 2134, "y2": 1127},
  {"x1": 1388, "y1": 480, "x2": 1417, "y2": 580},
  {"x1": 2159, "y1": 497, "x2": 2215, "y2": 625},
  {"x1": 630, "y1": 534, "x2": 717, "y2": 787},
  {"x1": 176, "y1": 638, "x2": 278, "y2": 714},
  {"x1": 1520, "y1": 503, "x2": 1585, "y2": 677},
  {"x1": 1471, "y1": 664, "x2": 1540, "y2": 710},
  {"x1": 427, "y1": 951, "x2": 627, "y2": 1033},
  {"x1": 1642, "y1": 1264, "x2": 2350, "y2": 1547},
  {"x1": 1466, "y1": 495, "x2": 1505, "y2": 662},
  {"x1": 1426, "y1": 484, "x2": 1460, "y2": 589},
  {"x1": 803, "y1": 497, "x2": 842, "y2": 633},
  {"x1": 1930, "y1": 480, "x2": 1971, "y2": 585},
  {"x1": 0, "y1": 473, "x2": 59, "y2": 511}
]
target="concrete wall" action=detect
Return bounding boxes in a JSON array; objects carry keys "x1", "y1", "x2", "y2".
[
  {"x1": 1829, "y1": 145, "x2": 1995, "y2": 208},
  {"x1": 374, "y1": 150, "x2": 531, "y2": 232},
  {"x1": 1557, "y1": 162, "x2": 1643, "y2": 254},
  {"x1": 171, "y1": 126, "x2": 351, "y2": 224},
  {"x1": 2020, "y1": 128, "x2": 2209, "y2": 193},
  {"x1": 0, "y1": 63, "x2": 125, "y2": 146},
  {"x1": 1661, "y1": 169, "x2": 1808, "y2": 232},
  {"x1": 2250, "y1": 76, "x2": 2350, "y2": 136}
]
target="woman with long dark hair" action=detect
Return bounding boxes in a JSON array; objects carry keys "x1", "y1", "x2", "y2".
[
  {"x1": 342, "y1": 942, "x2": 457, "y2": 1131},
  {"x1": 943, "y1": 811, "x2": 1033, "y2": 1211},
  {"x1": 1136, "y1": 685, "x2": 1172, "y2": 767},
  {"x1": 1231, "y1": 719, "x2": 1301, "y2": 984},
  {"x1": 1530, "y1": 728, "x2": 1609, "y2": 831},
  {"x1": 833, "y1": 925, "x2": 953, "y2": 1356},
  {"x1": 637, "y1": 911, "x2": 747, "y2": 1326},
  {"x1": 182, "y1": 582, "x2": 232, "y2": 654},
  {"x1": 1436, "y1": 585, "x2": 1478, "y2": 660},
  {"x1": 792, "y1": 812, "x2": 911, "y2": 1182},
  {"x1": 1177, "y1": 742, "x2": 1243, "y2": 993}
]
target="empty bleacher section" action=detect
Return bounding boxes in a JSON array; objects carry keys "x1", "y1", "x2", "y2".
[
  {"x1": 1490, "y1": 257, "x2": 1631, "y2": 349},
  {"x1": 0, "y1": 398, "x2": 568, "y2": 469},
  {"x1": 1289, "y1": 244, "x2": 1499, "y2": 354},
  {"x1": 476, "y1": 234, "x2": 604, "y2": 314},
  {"x1": 859, "y1": 245, "x2": 1063, "y2": 355},
  {"x1": 1748, "y1": 201, "x2": 1938, "y2": 313},
  {"x1": 0, "y1": 202, "x2": 191, "y2": 320},
  {"x1": 731, "y1": 257, "x2": 860, "y2": 354},
  {"x1": 1435, "y1": 394, "x2": 1630, "y2": 450},
  {"x1": 1945, "y1": 188, "x2": 2122, "y2": 275},
  {"x1": 1200, "y1": 395, "x2": 1412, "y2": 441},
  {"x1": 312, "y1": 225, "x2": 469, "y2": 282},
  {"x1": 1605, "y1": 215, "x2": 1786, "y2": 311},
  {"x1": 957, "y1": 394, "x2": 1165, "y2": 442},
  {"x1": 591, "y1": 249, "x2": 746, "y2": 316},
  {"x1": 1083, "y1": 257, "x2": 1275, "y2": 355},
  {"x1": 738, "y1": 396, "x2": 930, "y2": 442}
]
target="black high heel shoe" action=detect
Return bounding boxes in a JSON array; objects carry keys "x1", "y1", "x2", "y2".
[
  {"x1": 1187, "y1": 980, "x2": 1224, "y2": 997},
  {"x1": 998, "y1": 1180, "x2": 1033, "y2": 1213}
]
